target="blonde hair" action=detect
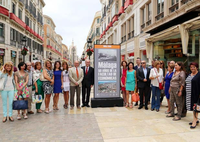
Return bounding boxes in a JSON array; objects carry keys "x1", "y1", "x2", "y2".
[
  {"x1": 154, "y1": 61, "x2": 160, "y2": 67},
  {"x1": 44, "y1": 59, "x2": 52, "y2": 70},
  {"x1": 3, "y1": 62, "x2": 13, "y2": 76}
]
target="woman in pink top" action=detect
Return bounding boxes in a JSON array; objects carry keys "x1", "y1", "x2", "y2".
[{"x1": 121, "y1": 61, "x2": 127, "y2": 105}]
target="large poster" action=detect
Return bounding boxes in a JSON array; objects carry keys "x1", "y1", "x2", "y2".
[{"x1": 94, "y1": 45, "x2": 121, "y2": 98}]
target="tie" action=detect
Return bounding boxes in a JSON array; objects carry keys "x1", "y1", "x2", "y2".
[
  {"x1": 86, "y1": 67, "x2": 88, "y2": 75},
  {"x1": 76, "y1": 68, "x2": 79, "y2": 79}
]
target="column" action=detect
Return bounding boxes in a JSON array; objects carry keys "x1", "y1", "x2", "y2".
[
  {"x1": 164, "y1": 0, "x2": 169, "y2": 17},
  {"x1": 152, "y1": 0, "x2": 157, "y2": 24}
]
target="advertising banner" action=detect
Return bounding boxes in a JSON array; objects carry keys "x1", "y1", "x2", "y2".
[{"x1": 94, "y1": 45, "x2": 121, "y2": 98}]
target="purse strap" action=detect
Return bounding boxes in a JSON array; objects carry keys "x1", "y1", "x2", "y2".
[
  {"x1": 17, "y1": 94, "x2": 24, "y2": 100},
  {"x1": 154, "y1": 68, "x2": 160, "y2": 84}
]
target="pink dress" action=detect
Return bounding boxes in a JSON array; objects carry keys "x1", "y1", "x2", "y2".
[{"x1": 121, "y1": 68, "x2": 127, "y2": 91}]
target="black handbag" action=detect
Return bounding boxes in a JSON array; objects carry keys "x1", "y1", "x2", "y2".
[
  {"x1": 194, "y1": 98, "x2": 200, "y2": 113},
  {"x1": 13, "y1": 95, "x2": 28, "y2": 110}
]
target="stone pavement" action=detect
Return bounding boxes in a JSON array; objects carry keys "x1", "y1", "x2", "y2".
[{"x1": 0, "y1": 92, "x2": 200, "y2": 142}]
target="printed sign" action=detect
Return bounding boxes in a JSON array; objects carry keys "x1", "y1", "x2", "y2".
[{"x1": 94, "y1": 45, "x2": 121, "y2": 98}]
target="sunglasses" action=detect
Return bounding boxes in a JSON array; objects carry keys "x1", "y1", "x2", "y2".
[{"x1": 141, "y1": 62, "x2": 146, "y2": 64}]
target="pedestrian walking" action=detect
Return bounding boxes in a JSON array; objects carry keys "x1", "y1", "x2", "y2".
[
  {"x1": 0, "y1": 62, "x2": 15, "y2": 122},
  {"x1": 149, "y1": 61, "x2": 163, "y2": 112},
  {"x1": 43, "y1": 60, "x2": 54, "y2": 114},
  {"x1": 160, "y1": 60, "x2": 166, "y2": 105},
  {"x1": 33, "y1": 62, "x2": 44, "y2": 113},
  {"x1": 69, "y1": 61, "x2": 84, "y2": 109},
  {"x1": 14, "y1": 62, "x2": 29, "y2": 120},
  {"x1": 61, "y1": 61, "x2": 70, "y2": 109},
  {"x1": 53, "y1": 61, "x2": 62, "y2": 110},
  {"x1": 137, "y1": 60, "x2": 151, "y2": 110},
  {"x1": 166, "y1": 62, "x2": 186, "y2": 121},
  {"x1": 81, "y1": 60, "x2": 94, "y2": 107},
  {"x1": 125, "y1": 62, "x2": 137, "y2": 108}
]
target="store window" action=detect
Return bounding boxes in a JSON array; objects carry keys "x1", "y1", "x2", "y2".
[
  {"x1": 0, "y1": 23, "x2": 4, "y2": 43},
  {"x1": 0, "y1": 49, "x2": 5, "y2": 67},
  {"x1": 11, "y1": 51, "x2": 16, "y2": 66}
]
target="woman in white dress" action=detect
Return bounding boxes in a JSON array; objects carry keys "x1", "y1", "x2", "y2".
[{"x1": 61, "y1": 61, "x2": 70, "y2": 109}]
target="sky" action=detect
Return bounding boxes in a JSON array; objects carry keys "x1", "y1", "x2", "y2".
[{"x1": 43, "y1": 0, "x2": 101, "y2": 57}]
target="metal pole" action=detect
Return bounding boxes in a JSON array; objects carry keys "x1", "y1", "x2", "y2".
[{"x1": 23, "y1": 55, "x2": 25, "y2": 62}]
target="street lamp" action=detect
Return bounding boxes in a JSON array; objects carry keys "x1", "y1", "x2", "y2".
[
  {"x1": 87, "y1": 38, "x2": 92, "y2": 60},
  {"x1": 21, "y1": 36, "x2": 27, "y2": 62},
  {"x1": 82, "y1": 52, "x2": 85, "y2": 61},
  {"x1": 49, "y1": 52, "x2": 52, "y2": 61}
]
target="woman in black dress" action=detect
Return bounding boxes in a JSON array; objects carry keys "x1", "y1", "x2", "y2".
[{"x1": 185, "y1": 62, "x2": 200, "y2": 129}]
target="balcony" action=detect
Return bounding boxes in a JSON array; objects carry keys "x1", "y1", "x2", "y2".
[
  {"x1": 146, "y1": 20, "x2": 152, "y2": 26},
  {"x1": 121, "y1": 36, "x2": 127, "y2": 43},
  {"x1": 124, "y1": 0, "x2": 133, "y2": 10},
  {"x1": 118, "y1": 6, "x2": 124, "y2": 15},
  {"x1": 169, "y1": 3, "x2": 179, "y2": 13},
  {"x1": 0, "y1": 6, "x2": 9, "y2": 17},
  {"x1": 10, "y1": 13, "x2": 26, "y2": 28},
  {"x1": 19, "y1": 0, "x2": 25, "y2": 5},
  {"x1": 128, "y1": 32, "x2": 131, "y2": 40},
  {"x1": 141, "y1": 23, "x2": 145, "y2": 30},
  {"x1": 132, "y1": 30, "x2": 134, "y2": 38},
  {"x1": 181, "y1": 0, "x2": 191, "y2": 4},
  {"x1": 112, "y1": 15, "x2": 119, "y2": 24},
  {"x1": 155, "y1": 12, "x2": 164, "y2": 21}
]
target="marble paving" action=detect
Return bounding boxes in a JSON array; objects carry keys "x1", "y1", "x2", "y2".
[{"x1": 0, "y1": 92, "x2": 199, "y2": 142}]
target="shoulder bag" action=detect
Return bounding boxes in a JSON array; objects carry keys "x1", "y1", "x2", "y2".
[
  {"x1": 13, "y1": 95, "x2": 28, "y2": 110},
  {"x1": 32, "y1": 93, "x2": 43, "y2": 104},
  {"x1": 40, "y1": 69, "x2": 48, "y2": 81},
  {"x1": 194, "y1": 98, "x2": 200, "y2": 113},
  {"x1": 154, "y1": 68, "x2": 163, "y2": 90}
]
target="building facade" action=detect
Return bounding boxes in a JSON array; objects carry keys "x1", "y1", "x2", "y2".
[
  {"x1": 69, "y1": 40, "x2": 78, "y2": 65},
  {"x1": 0, "y1": 0, "x2": 45, "y2": 67},
  {"x1": 43, "y1": 15, "x2": 63, "y2": 63},
  {"x1": 99, "y1": 0, "x2": 200, "y2": 67},
  {"x1": 62, "y1": 43, "x2": 71, "y2": 66},
  {"x1": 84, "y1": 11, "x2": 101, "y2": 67}
]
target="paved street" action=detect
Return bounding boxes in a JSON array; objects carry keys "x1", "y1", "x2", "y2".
[{"x1": 0, "y1": 92, "x2": 200, "y2": 142}]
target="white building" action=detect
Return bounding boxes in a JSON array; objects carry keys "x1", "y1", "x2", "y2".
[{"x1": 69, "y1": 40, "x2": 78, "y2": 64}]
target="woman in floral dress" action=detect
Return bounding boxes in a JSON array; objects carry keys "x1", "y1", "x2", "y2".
[{"x1": 14, "y1": 62, "x2": 29, "y2": 120}]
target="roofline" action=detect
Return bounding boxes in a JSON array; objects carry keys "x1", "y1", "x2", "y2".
[{"x1": 43, "y1": 15, "x2": 56, "y2": 28}]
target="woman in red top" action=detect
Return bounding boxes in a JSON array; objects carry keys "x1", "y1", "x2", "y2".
[{"x1": 121, "y1": 61, "x2": 127, "y2": 106}]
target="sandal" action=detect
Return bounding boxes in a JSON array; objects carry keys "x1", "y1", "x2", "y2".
[
  {"x1": 129, "y1": 104, "x2": 133, "y2": 108},
  {"x1": 165, "y1": 111, "x2": 170, "y2": 114},
  {"x1": 166, "y1": 114, "x2": 174, "y2": 118},
  {"x1": 173, "y1": 116, "x2": 181, "y2": 121},
  {"x1": 37, "y1": 109, "x2": 43, "y2": 113},
  {"x1": 63, "y1": 104, "x2": 68, "y2": 109},
  {"x1": 23, "y1": 114, "x2": 28, "y2": 119},
  {"x1": 17, "y1": 115, "x2": 21, "y2": 120},
  {"x1": 125, "y1": 103, "x2": 129, "y2": 108},
  {"x1": 2, "y1": 117, "x2": 7, "y2": 123}
]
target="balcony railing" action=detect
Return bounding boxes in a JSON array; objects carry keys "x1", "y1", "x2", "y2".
[
  {"x1": 132, "y1": 30, "x2": 134, "y2": 38},
  {"x1": 141, "y1": 23, "x2": 145, "y2": 30},
  {"x1": 124, "y1": 0, "x2": 133, "y2": 9},
  {"x1": 146, "y1": 20, "x2": 151, "y2": 26},
  {"x1": 181, "y1": 0, "x2": 191, "y2": 4},
  {"x1": 169, "y1": 3, "x2": 179, "y2": 13},
  {"x1": 19, "y1": 0, "x2": 25, "y2": 5},
  {"x1": 155, "y1": 12, "x2": 164, "y2": 21},
  {"x1": 128, "y1": 32, "x2": 131, "y2": 40},
  {"x1": 0, "y1": 6, "x2": 9, "y2": 17}
]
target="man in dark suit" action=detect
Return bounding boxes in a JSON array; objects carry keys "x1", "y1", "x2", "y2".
[
  {"x1": 134, "y1": 57, "x2": 141, "y2": 71},
  {"x1": 81, "y1": 60, "x2": 94, "y2": 107},
  {"x1": 137, "y1": 60, "x2": 151, "y2": 110}
]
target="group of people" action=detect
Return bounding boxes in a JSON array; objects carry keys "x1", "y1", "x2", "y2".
[
  {"x1": 121, "y1": 58, "x2": 200, "y2": 129},
  {"x1": 0, "y1": 59, "x2": 94, "y2": 122}
]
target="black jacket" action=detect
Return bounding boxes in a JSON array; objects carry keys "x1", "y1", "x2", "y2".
[
  {"x1": 137, "y1": 67, "x2": 151, "y2": 89},
  {"x1": 81, "y1": 66, "x2": 94, "y2": 87}
]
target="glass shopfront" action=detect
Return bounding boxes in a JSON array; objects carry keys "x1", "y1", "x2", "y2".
[
  {"x1": 0, "y1": 48, "x2": 5, "y2": 67},
  {"x1": 153, "y1": 30, "x2": 200, "y2": 71},
  {"x1": 11, "y1": 51, "x2": 16, "y2": 66}
]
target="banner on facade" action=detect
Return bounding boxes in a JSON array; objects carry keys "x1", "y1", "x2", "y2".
[{"x1": 94, "y1": 44, "x2": 121, "y2": 99}]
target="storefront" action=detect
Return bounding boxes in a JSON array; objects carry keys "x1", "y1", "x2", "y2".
[
  {"x1": 0, "y1": 48, "x2": 5, "y2": 67},
  {"x1": 128, "y1": 52, "x2": 134, "y2": 62},
  {"x1": 11, "y1": 51, "x2": 16, "y2": 66},
  {"x1": 121, "y1": 55, "x2": 125, "y2": 61}
]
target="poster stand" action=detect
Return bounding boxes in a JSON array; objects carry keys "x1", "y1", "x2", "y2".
[{"x1": 92, "y1": 44, "x2": 123, "y2": 108}]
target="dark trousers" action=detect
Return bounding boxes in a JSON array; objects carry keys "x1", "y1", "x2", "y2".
[
  {"x1": 82, "y1": 86, "x2": 91, "y2": 105},
  {"x1": 139, "y1": 86, "x2": 150, "y2": 107}
]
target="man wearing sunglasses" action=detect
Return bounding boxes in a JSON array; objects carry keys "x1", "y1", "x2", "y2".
[{"x1": 137, "y1": 61, "x2": 151, "y2": 110}]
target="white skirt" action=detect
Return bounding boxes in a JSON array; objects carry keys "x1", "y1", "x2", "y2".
[{"x1": 63, "y1": 82, "x2": 70, "y2": 92}]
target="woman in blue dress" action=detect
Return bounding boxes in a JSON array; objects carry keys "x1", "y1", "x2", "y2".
[
  {"x1": 125, "y1": 62, "x2": 137, "y2": 108},
  {"x1": 53, "y1": 61, "x2": 62, "y2": 110},
  {"x1": 164, "y1": 64, "x2": 174, "y2": 114}
]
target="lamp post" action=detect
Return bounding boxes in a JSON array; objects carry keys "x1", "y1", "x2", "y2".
[
  {"x1": 21, "y1": 36, "x2": 27, "y2": 62},
  {"x1": 87, "y1": 38, "x2": 92, "y2": 60},
  {"x1": 82, "y1": 52, "x2": 85, "y2": 61},
  {"x1": 49, "y1": 52, "x2": 52, "y2": 61}
]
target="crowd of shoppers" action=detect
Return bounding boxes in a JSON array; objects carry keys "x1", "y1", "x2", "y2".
[
  {"x1": 0, "y1": 59, "x2": 94, "y2": 122},
  {"x1": 120, "y1": 58, "x2": 200, "y2": 129}
]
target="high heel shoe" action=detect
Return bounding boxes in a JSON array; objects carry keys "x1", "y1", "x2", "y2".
[
  {"x1": 189, "y1": 120, "x2": 199, "y2": 125},
  {"x1": 190, "y1": 124, "x2": 197, "y2": 129},
  {"x1": 9, "y1": 117, "x2": 14, "y2": 122},
  {"x1": 2, "y1": 117, "x2": 7, "y2": 123}
]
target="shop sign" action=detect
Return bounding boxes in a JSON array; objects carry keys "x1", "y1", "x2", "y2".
[{"x1": 0, "y1": 49, "x2": 5, "y2": 56}]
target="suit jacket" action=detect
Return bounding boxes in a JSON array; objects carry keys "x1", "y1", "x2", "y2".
[
  {"x1": 134, "y1": 65, "x2": 141, "y2": 71},
  {"x1": 81, "y1": 66, "x2": 94, "y2": 88},
  {"x1": 137, "y1": 67, "x2": 151, "y2": 88},
  {"x1": 69, "y1": 67, "x2": 84, "y2": 87}
]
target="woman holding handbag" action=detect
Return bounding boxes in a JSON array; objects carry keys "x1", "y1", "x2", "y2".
[
  {"x1": 125, "y1": 62, "x2": 137, "y2": 108},
  {"x1": 14, "y1": 62, "x2": 29, "y2": 120},
  {"x1": 61, "y1": 61, "x2": 70, "y2": 109},
  {"x1": 33, "y1": 62, "x2": 44, "y2": 113},
  {"x1": 149, "y1": 61, "x2": 163, "y2": 112},
  {"x1": 166, "y1": 62, "x2": 185, "y2": 121},
  {"x1": 43, "y1": 60, "x2": 54, "y2": 114},
  {"x1": 185, "y1": 62, "x2": 200, "y2": 129},
  {"x1": 0, "y1": 62, "x2": 15, "y2": 122}
]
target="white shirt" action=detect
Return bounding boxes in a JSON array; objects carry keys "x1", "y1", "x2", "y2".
[
  {"x1": 149, "y1": 68, "x2": 163, "y2": 87},
  {"x1": 4, "y1": 76, "x2": 14, "y2": 91}
]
